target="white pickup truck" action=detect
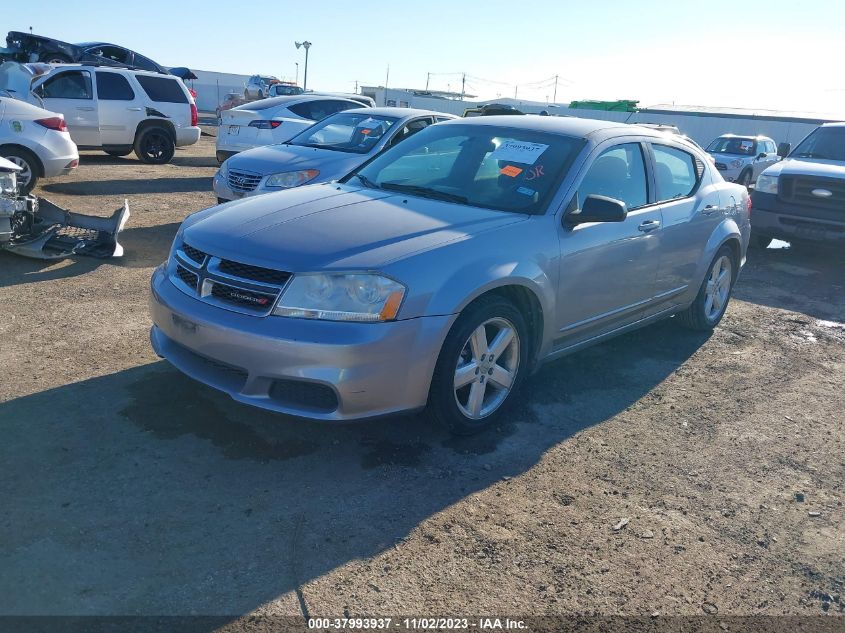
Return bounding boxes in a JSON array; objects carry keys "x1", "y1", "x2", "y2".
[{"x1": 751, "y1": 122, "x2": 845, "y2": 248}]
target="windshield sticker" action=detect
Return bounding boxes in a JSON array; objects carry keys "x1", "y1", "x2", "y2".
[
  {"x1": 740, "y1": 140, "x2": 752, "y2": 148},
  {"x1": 489, "y1": 140, "x2": 549, "y2": 165},
  {"x1": 516, "y1": 186, "x2": 535, "y2": 197},
  {"x1": 359, "y1": 118, "x2": 383, "y2": 130},
  {"x1": 500, "y1": 165, "x2": 523, "y2": 177},
  {"x1": 524, "y1": 165, "x2": 545, "y2": 181}
]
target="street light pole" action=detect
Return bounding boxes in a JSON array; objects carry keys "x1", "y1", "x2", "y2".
[
  {"x1": 295, "y1": 62, "x2": 299, "y2": 85},
  {"x1": 295, "y1": 41, "x2": 312, "y2": 90}
]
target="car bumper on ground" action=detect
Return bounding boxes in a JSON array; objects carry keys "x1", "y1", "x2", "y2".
[
  {"x1": 149, "y1": 265, "x2": 455, "y2": 421},
  {"x1": 751, "y1": 191, "x2": 845, "y2": 243},
  {"x1": 176, "y1": 126, "x2": 202, "y2": 147}
]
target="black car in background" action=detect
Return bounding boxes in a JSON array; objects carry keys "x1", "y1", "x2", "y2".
[{"x1": 1, "y1": 31, "x2": 170, "y2": 74}]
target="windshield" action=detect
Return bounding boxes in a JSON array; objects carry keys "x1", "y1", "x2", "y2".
[
  {"x1": 272, "y1": 85, "x2": 304, "y2": 96},
  {"x1": 790, "y1": 126, "x2": 845, "y2": 161},
  {"x1": 289, "y1": 112, "x2": 399, "y2": 154},
  {"x1": 706, "y1": 137, "x2": 757, "y2": 155},
  {"x1": 344, "y1": 123, "x2": 584, "y2": 214}
]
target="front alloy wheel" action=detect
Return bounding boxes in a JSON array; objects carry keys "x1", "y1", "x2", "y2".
[
  {"x1": 429, "y1": 296, "x2": 528, "y2": 435},
  {"x1": 454, "y1": 317, "x2": 520, "y2": 419}
]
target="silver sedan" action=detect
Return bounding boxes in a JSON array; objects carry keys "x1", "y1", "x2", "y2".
[
  {"x1": 151, "y1": 116, "x2": 750, "y2": 434},
  {"x1": 213, "y1": 107, "x2": 456, "y2": 202}
]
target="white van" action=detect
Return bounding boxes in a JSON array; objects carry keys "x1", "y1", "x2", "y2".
[{"x1": 30, "y1": 64, "x2": 200, "y2": 163}]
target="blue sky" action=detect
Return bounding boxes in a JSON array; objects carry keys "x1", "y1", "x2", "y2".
[{"x1": 4, "y1": 0, "x2": 844, "y2": 113}]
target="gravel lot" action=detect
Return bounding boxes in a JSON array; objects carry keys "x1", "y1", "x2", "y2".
[{"x1": 1, "y1": 133, "x2": 843, "y2": 621}]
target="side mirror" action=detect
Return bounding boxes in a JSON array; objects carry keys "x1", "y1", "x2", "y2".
[
  {"x1": 757, "y1": 152, "x2": 767, "y2": 159},
  {"x1": 566, "y1": 194, "x2": 628, "y2": 226},
  {"x1": 777, "y1": 142, "x2": 791, "y2": 158}
]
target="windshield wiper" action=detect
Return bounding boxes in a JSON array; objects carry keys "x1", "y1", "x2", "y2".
[
  {"x1": 794, "y1": 152, "x2": 828, "y2": 159},
  {"x1": 380, "y1": 182, "x2": 468, "y2": 204},
  {"x1": 350, "y1": 173, "x2": 380, "y2": 189}
]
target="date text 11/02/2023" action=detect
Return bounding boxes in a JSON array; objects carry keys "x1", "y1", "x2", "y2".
[{"x1": 307, "y1": 617, "x2": 527, "y2": 630}]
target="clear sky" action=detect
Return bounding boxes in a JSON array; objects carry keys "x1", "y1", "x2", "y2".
[{"x1": 4, "y1": 0, "x2": 844, "y2": 113}]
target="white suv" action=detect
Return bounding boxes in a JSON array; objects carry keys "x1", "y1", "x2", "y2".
[{"x1": 30, "y1": 65, "x2": 200, "y2": 164}]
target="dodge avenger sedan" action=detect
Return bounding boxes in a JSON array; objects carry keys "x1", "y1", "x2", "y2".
[
  {"x1": 213, "y1": 107, "x2": 456, "y2": 202},
  {"x1": 150, "y1": 116, "x2": 750, "y2": 434}
]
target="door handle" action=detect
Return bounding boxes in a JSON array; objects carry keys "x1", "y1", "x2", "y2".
[
  {"x1": 638, "y1": 220, "x2": 661, "y2": 232},
  {"x1": 702, "y1": 205, "x2": 720, "y2": 215},
  {"x1": 76, "y1": 106, "x2": 95, "y2": 111},
  {"x1": 126, "y1": 107, "x2": 142, "y2": 111}
]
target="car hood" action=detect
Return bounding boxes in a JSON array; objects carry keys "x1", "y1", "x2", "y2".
[
  {"x1": 707, "y1": 152, "x2": 752, "y2": 162},
  {"x1": 182, "y1": 184, "x2": 527, "y2": 271},
  {"x1": 762, "y1": 157, "x2": 845, "y2": 179},
  {"x1": 225, "y1": 143, "x2": 365, "y2": 178}
]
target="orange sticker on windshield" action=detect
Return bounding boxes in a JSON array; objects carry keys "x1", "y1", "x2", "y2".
[
  {"x1": 500, "y1": 165, "x2": 523, "y2": 177},
  {"x1": 361, "y1": 129, "x2": 371, "y2": 135}
]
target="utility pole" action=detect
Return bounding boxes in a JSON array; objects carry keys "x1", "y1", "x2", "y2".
[
  {"x1": 553, "y1": 74, "x2": 558, "y2": 103},
  {"x1": 294, "y1": 41, "x2": 312, "y2": 90},
  {"x1": 353, "y1": 80, "x2": 358, "y2": 94},
  {"x1": 425, "y1": 72, "x2": 430, "y2": 91},
  {"x1": 461, "y1": 72, "x2": 465, "y2": 100},
  {"x1": 514, "y1": 84, "x2": 518, "y2": 99}
]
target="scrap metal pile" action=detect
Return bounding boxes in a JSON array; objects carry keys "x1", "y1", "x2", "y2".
[{"x1": 0, "y1": 156, "x2": 128, "y2": 259}]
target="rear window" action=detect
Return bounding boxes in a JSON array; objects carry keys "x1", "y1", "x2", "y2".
[
  {"x1": 135, "y1": 75, "x2": 188, "y2": 103},
  {"x1": 96, "y1": 72, "x2": 135, "y2": 101}
]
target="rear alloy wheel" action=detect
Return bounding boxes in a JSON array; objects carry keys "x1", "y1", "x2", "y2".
[
  {"x1": 429, "y1": 296, "x2": 528, "y2": 435},
  {"x1": 134, "y1": 126, "x2": 175, "y2": 164},
  {"x1": 677, "y1": 245, "x2": 736, "y2": 330},
  {"x1": 1, "y1": 148, "x2": 39, "y2": 193}
]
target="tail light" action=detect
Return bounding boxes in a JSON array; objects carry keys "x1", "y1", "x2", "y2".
[
  {"x1": 190, "y1": 103, "x2": 198, "y2": 127},
  {"x1": 35, "y1": 117, "x2": 67, "y2": 132},
  {"x1": 248, "y1": 120, "x2": 283, "y2": 129},
  {"x1": 746, "y1": 195, "x2": 752, "y2": 217}
]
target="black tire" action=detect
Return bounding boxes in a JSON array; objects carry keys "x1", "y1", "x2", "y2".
[
  {"x1": 738, "y1": 169, "x2": 752, "y2": 188},
  {"x1": 428, "y1": 295, "x2": 529, "y2": 435},
  {"x1": 40, "y1": 53, "x2": 71, "y2": 64},
  {"x1": 105, "y1": 149, "x2": 132, "y2": 157},
  {"x1": 677, "y1": 245, "x2": 737, "y2": 331},
  {"x1": 750, "y1": 232, "x2": 773, "y2": 249},
  {"x1": 134, "y1": 126, "x2": 175, "y2": 164},
  {"x1": 0, "y1": 146, "x2": 40, "y2": 194}
]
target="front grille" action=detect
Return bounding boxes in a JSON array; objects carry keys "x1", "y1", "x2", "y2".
[
  {"x1": 218, "y1": 259, "x2": 292, "y2": 286},
  {"x1": 779, "y1": 176, "x2": 845, "y2": 211},
  {"x1": 181, "y1": 242, "x2": 206, "y2": 264},
  {"x1": 175, "y1": 264, "x2": 199, "y2": 290},
  {"x1": 269, "y1": 379, "x2": 339, "y2": 413},
  {"x1": 227, "y1": 169, "x2": 262, "y2": 193},
  {"x1": 209, "y1": 282, "x2": 277, "y2": 311},
  {"x1": 170, "y1": 341, "x2": 248, "y2": 391}
]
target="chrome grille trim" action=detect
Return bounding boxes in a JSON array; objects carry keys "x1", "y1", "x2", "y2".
[{"x1": 227, "y1": 168, "x2": 263, "y2": 193}]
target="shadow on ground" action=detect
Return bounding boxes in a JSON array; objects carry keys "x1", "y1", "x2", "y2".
[
  {"x1": 0, "y1": 320, "x2": 709, "y2": 616},
  {"x1": 41, "y1": 177, "x2": 212, "y2": 196},
  {"x1": 0, "y1": 222, "x2": 181, "y2": 288},
  {"x1": 737, "y1": 244, "x2": 845, "y2": 321}
]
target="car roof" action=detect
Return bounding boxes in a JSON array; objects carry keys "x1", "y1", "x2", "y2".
[
  {"x1": 440, "y1": 114, "x2": 643, "y2": 138},
  {"x1": 346, "y1": 106, "x2": 454, "y2": 118},
  {"x1": 245, "y1": 94, "x2": 365, "y2": 108},
  {"x1": 714, "y1": 133, "x2": 772, "y2": 141}
]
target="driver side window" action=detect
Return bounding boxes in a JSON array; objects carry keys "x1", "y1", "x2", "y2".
[{"x1": 578, "y1": 143, "x2": 648, "y2": 210}]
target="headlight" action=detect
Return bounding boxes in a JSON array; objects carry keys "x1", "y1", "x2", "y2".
[
  {"x1": 755, "y1": 173, "x2": 778, "y2": 195},
  {"x1": 218, "y1": 160, "x2": 228, "y2": 180},
  {"x1": 265, "y1": 169, "x2": 320, "y2": 189},
  {"x1": 0, "y1": 170, "x2": 18, "y2": 196},
  {"x1": 273, "y1": 273, "x2": 406, "y2": 322},
  {"x1": 730, "y1": 159, "x2": 743, "y2": 169}
]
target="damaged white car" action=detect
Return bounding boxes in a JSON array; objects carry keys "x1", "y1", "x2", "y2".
[{"x1": 0, "y1": 155, "x2": 128, "y2": 258}]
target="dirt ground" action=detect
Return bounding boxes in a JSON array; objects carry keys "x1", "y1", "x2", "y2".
[{"x1": 1, "y1": 133, "x2": 843, "y2": 623}]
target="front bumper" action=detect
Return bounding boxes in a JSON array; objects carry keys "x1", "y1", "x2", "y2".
[
  {"x1": 149, "y1": 265, "x2": 455, "y2": 421},
  {"x1": 212, "y1": 170, "x2": 265, "y2": 202},
  {"x1": 175, "y1": 126, "x2": 201, "y2": 147},
  {"x1": 751, "y1": 191, "x2": 845, "y2": 243}
]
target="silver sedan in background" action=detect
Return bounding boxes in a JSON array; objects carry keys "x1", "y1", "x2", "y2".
[
  {"x1": 151, "y1": 116, "x2": 750, "y2": 435},
  {"x1": 213, "y1": 108, "x2": 456, "y2": 202}
]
